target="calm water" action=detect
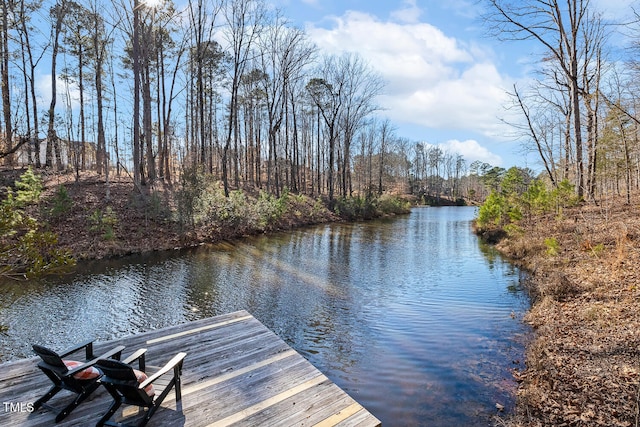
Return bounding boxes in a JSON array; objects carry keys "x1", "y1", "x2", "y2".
[{"x1": 0, "y1": 206, "x2": 529, "y2": 426}]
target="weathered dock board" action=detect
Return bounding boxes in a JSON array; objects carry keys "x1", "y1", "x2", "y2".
[{"x1": 0, "y1": 310, "x2": 381, "y2": 426}]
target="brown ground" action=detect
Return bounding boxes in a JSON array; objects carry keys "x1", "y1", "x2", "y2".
[
  {"x1": 495, "y1": 196, "x2": 640, "y2": 426},
  {"x1": 17, "y1": 170, "x2": 338, "y2": 261}
]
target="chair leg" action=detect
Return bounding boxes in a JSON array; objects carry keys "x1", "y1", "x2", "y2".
[
  {"x1": 95, "y1": 397, "x2": 122, "y2": 427},
  {"x1": 140, "y1": 405, "x2": 157, "y2": 427},
  {"x1": 33, "y1": 385, "x2": 62, "y2": 410},
  {"x1": 54, "y1": 382, "x2": 101, "y2": 422},
  {"x1": 174, "y1": 370, "x2": 182, "y2": 403}
]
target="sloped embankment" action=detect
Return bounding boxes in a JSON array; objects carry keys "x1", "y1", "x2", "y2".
[{"x1": 496, "y1": 198, "x2": 640, "y2": 426}]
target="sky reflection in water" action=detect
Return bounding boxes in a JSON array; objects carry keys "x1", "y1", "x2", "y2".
[{"x1": 0, "y1": 206, "x2": 530, "y2": 426}]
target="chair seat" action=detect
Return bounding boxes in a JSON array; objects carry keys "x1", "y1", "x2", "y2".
[
  {"x1": 62, "y1": 360, "x2": 101, "y2": 380},
  {"x1": 132, "y1": 369, "x2": 155, "y2": 397}
]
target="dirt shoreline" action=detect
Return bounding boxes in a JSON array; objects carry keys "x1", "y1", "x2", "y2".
[
  {"x1": 30, "y1": 172, "x2": 343, "y2": 261},
  {"x1": 492, "y1": 197, "x2": 640, "y2": 426}
]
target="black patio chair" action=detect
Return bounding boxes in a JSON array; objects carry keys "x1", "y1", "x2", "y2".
[
  {"x1": 95, "y1": 351, "x2": 186, "y2": 427},
  {"x1": 32, "y1": 340, "x2": 125, "y2": 422}
]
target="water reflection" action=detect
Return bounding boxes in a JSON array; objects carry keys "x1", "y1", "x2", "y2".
[{"x1": 0, "y1": 206, "x2": 529, "y2": 426}]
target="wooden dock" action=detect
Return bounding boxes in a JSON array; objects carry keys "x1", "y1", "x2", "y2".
[{"x1": 0, "y1": 310, "x2": 381, "y2": 426}]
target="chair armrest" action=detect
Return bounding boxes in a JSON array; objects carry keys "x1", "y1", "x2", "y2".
[
  {"x1": 59, "y1": 339, "x2": 95, "y2": 359},
  {"x1": 122, "y1": 348, "x2": 147, "y2": 372},
  {"x1": 65, "y1": 345, "x2": 126, "y2": 378},
  {"x1": 139, "y1": 352, "x2": 186, "y2": 389},
  {"x1": 98, "y1": 345, "x2": 125, "y2": 361}
]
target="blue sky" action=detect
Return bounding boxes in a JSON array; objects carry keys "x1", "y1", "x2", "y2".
[
  {"x1": 31, "y1": 0, "x2": 636, "y2": 171},
  {"x1": 268, "y1": 0, "x2": 636, "y2": 170}
]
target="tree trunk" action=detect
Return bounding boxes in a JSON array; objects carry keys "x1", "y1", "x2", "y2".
[
  {"x1": 132, "y1": 0, "x2": 141, "y2": 187},
  {"x1": 95, "y1": 42, "x2": 106, "y2": 176},
  {"x1": 47, "y1": 1, "x2": 67, "y2": 170},
  {"x1": 1, "y1": 0, "x2": 13, "y2": 166}
]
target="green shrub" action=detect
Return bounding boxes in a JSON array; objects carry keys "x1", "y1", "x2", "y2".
[
  {"x1": 175, "y1": 167, "x2": 212, "y2": 227},
  {"x1": 477, "y1": 191, "x2": 506, "y2": 229},
  {"x1": 522, "y1": 179, "x2": 550, "y2": 215},
  {"x1": 216, "y1": 190, "x2": 250, "y2": 229},
  {"x1": 14, "y1": 167, "x2": 43, "y2": 207},
  {"x1": 147, "y1": 191, "x2": 170, "y2": 220},
  {"x1": 551, "y1": 179, "x2": 581, "y2": 210},
  {"x1": 253, "y1": 191, "x2": 283, "y2": 229},
  {"x1": 504, "y1": 223, "x2": 524, "y2": 237},
  {"x1": 89, "y1": 206, "x2": 118, "y2": 240},
  {"x1": 333, "y1": 196, "x2": 377, "y2": 220},
  {"x1": 377, "y1": 194, "x2": 411, "y2": 215},
  {"x1": 16, "y1": 229, "x2": 75, "y2": 277},
  {"x1": 49, "y1": 185, "x2": 73, "y2": 219},
  {"x1": 0, "y1": 172, "x2": 75, "y2": 279},
  {"x1": 544, "y1": 237, "x2": 560, "y2": 256}
]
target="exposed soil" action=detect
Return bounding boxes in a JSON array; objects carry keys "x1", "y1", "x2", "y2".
[{"x1": 494, "y1": 196, "x2": 640, "y2": 426}]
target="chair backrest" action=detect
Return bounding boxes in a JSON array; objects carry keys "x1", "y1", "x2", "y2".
[
  {"x1": 32, "y1": 345, "x2": 67, "y2": 372},
  {"x1": 95, "y1": 359, "x2": 137, "y2": 381},
  {"x1": 96, "y1": 359, "x2": 153, "y2": 406}
]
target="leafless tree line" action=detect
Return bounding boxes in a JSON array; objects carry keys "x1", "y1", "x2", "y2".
[
  {"x1": 0, "y1": 0, "x2": 476, "y2": 202},
  {"x1": 485, "y1": 0, "x2": 640, "y2": 203}
]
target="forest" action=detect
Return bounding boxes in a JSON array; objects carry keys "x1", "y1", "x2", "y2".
[
  {"x1": 0, "y1": 0, "x2": 502, "y2": 206},
  {"x1": 2, "y1": 0, "x2": 637, "y2": 208}
]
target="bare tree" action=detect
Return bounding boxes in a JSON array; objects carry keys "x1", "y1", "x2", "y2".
[
  {"x1": 485, "y1": 0, "x2": 603, "y2": 198},
  {"x1": 258, "y1": 12, "x2": 315, "y2": 195},
  {"x1": 338, "y1": 53, "x2": 383, "y2": 197},
  {"x1": 378, "y1": 118, "x2": 394, "y2": 195},
  {"x1": 1, "y1": 0, "x2": 15, "y2": 164},
  {"x1": 307, "y1": 56, "x2": 345, "y2": 202},
  {"x1": 511, "y1": 84, "x2": 558, "y2": 186},
  {"x1": 45, "y1": 0, "x2": 69, "y2": 170},
  {"x1": 187, "y1": 0, "x2": 223, "y2": 172},
  {"x1": 16, "y1": 0, "x2": 46, "y2": 167},
  {"x1": 222, "y1": 0, "x2": 265, "y2": 196}
]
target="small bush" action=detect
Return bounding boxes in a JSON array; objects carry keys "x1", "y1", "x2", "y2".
[
  {"x1": 504, "y1": 223, "x2": 524, "y2": 237},
  {"x1": 48, "y1": 185, "x2": 73, "y2": 219},
  {"x1": 147, "y1": 191, "x2": 170, "y2": 221},
  {"x1": 14, "y1": 167, "x2": 43, "y2": 207},
  {"x1": 477, "y1": 191, "x2": 506, "y2": 229},
  {"x1": 544, "y1": 237, "x2": 560, "y2": 256},
  {"x1": 377, "y1": 194, "x2": 411, "y2": 215},
  {"x1": 551, "y1": 179, "x2": 581, "y2": 210},
  {"x1": 0, "y1": 172, "x2": 75, "y2": 278},
  {"x1": 522, "y1": 179, "x2": 550, "y2": 215},
  {"x1": 333, "y1": 196, "x2": 377, "y2": 220},
  {"x1": 175, "y1": 167, "x2": 213, "y2": 227},
  {"x1": 253, "y1": 191, "x2": 284, "y2": 229},
  {"x1": 311, "y1": 198, "x2": 326, "y2": 220},
  {"x1": 89, "y1": 206, "x2": 118, "y2": 240}
]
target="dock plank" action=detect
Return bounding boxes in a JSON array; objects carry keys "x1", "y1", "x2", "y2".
[{"x1": 0, "y1": 311, "x2": 381, "y2": 427}]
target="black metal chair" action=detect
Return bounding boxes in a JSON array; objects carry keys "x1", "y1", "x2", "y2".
[
  {"x1": 32, "y1": 340, "x2": 125, "y2": 422},
  {"x1": 95, "y1": 351, "x2": 186, "y2": 427}
]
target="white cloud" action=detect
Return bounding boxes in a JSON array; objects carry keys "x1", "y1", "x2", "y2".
[
  {"x1": 591, "y1": 0, "x2": 635, "y2": 21},
  {"x1": 305, "y1": 7, "x2": 515, "y2": 142},
  {"x1": 439, "y1": 139, "x2": 503, "y2": 166},
  {"x1": 390, "y1": 0, "x2": 423, "y2": 24},
  {"x1": 36, "y1": 73, "x2": 82, "y2": 112}
]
